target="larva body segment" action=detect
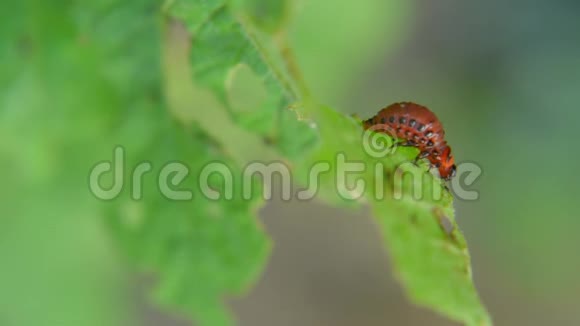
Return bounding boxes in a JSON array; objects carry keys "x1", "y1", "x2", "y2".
[{"x1": 363, "y1": 102, "x2": 456, "y2": 180}]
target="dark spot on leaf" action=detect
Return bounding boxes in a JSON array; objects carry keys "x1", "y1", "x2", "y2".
[
  {"x1": 437, "y1": 214, "x2": 454, "y2": 235},
  {"x1": 432, "y1": 208, "x2": 460, "y2": 245},
  {"x1": 262, "y1": 136, "x2": 275, "y2": 146}
]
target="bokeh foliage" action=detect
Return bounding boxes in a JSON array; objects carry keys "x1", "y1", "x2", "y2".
[{"x1": 0, "y1": 0, "x2": 491, "y2": 325}]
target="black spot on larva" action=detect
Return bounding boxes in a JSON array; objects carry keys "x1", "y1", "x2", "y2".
[
  {"x1": 381, "y1": 117, "x2": 386, "y2": 124},
  {"x1": 427, "y1": 140, "x2": 434, "y2": 147},
  {"x1": 417, "y1": 124, "x2": 426, "y2": 132},
  {"x1": 389, "y1": 116, "x2": 395, "y2": 123},
  {"x1": 425, "y1": 131, "x2": 433, "y2": 138},
  {"x1": 409, "y1": 119, "x2": 416, "y2": 127},
  {"x1": 435, "y1": 162, "x2": 441, "y2": 168},
  {"x1": 432, "y1": 150, "x2": 439, "y2": 156},
  {"x1": 405, "y1": 130, "x2": 411, "y2": 137},
  {"x1": 399, "y1": 117, "x2": 407, "y2": 124}
]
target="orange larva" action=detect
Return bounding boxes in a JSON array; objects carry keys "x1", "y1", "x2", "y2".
[{"x1": 363, "y1": 102, "x2": 457, "y2": 180}]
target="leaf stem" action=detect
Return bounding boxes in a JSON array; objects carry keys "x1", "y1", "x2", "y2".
[{"x1": 276, "y1": 32, "x2": 312, "y2": 100}]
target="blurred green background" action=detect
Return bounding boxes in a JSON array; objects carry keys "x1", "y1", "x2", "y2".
[{"x1": 1, "y1": 0, "x2": 579, "y2": 325}]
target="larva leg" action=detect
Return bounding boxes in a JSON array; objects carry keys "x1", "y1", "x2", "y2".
[
  {"x1": 397, "y1": 140, "x2": 417, "y2": 147},
  {"x1": 412, "y1": 152, "x2": 432, "y2": 174},
  {"x1": 413, "y1": 151, "x2": 430, "y2": 164}
]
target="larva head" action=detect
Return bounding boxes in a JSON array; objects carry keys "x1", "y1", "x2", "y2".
[{"x1": 438, "y1": 146, "x2": 456, "y2": 181}]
